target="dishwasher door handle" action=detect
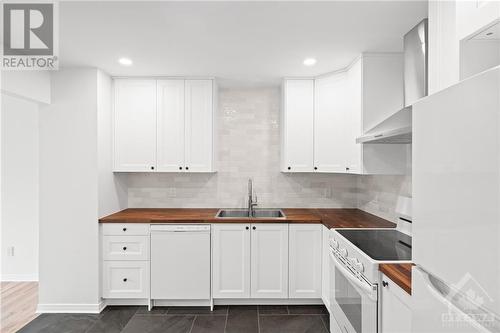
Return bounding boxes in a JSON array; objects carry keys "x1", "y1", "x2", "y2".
[{"x1": 150, "y1": 224, "x2": 211, "y2": 232}]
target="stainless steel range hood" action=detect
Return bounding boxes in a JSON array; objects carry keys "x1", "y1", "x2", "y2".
[{"x1": 357, "y1": 19, "x2": 428, "y2": 144}]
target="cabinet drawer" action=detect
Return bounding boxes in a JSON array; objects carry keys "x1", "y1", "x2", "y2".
[
  {"x1": 103, "y1": 236, "x2": 149, "y2": 261},
  {"x1": 101, "y1": 223, "x2": 150, "y2": 236},
  {"x1": 102, "y1": 261, "x2": 149, "y2": 299}
]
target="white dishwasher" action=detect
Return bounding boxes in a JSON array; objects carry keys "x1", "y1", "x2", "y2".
[{"x1": 150, "y1": 224, "x2": 211, "y2": 300}]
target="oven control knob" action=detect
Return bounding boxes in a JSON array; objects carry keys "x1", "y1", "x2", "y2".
[
  {"x1": 330, "y1": 239, "x2": 339, "y2": 249},
  {"x1": 354, "y1": 261, "x2": 364, "y2": 273},
  {"x1": 339, "y1": 248, "x2": 348, "y2": 257}
]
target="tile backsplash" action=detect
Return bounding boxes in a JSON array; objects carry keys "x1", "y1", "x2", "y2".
[{"x1": 126, "y1": 87, "x2": 409, "y2": 218}]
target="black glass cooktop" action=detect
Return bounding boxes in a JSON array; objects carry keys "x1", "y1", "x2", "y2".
[{"x1": 336, "y1": 229, "x2": 412, "y2": 261}]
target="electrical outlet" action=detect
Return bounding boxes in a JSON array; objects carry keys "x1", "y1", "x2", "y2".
[{"x1": 7, "y1": 246, "x2": 14, "y2": 256}]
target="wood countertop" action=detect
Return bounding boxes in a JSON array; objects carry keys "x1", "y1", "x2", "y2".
[
  {"x1": 379, "y1": 263, "x2": 413, "y2": 295},
  {"x1": 99, "y1": 208, "x2": 396, "y2": 229}
]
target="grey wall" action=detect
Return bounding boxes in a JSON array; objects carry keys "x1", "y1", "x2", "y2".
[{"x1": 126, "y1": 87, "x2": 409, "y2": 219}]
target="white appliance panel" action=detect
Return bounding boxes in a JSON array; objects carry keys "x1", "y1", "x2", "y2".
[
  {"x1": 151, "y1": 225, "x2": 211, "y2": 300},
  {"x1": 413, "y1": 67, "x2": 500, "y2": 314}
]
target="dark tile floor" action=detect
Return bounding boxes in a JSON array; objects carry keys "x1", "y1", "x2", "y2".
[{"x1": 18, "y1": 305, "x2": 330, "y2": 333}]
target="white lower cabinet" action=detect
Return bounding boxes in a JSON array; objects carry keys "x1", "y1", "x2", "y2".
[
  {"x1": 321, "y1": 225, "x2": 330, "y2": 308},
  {"x1": 250, "y1": 224, "x2": 288, "y2": 298},
  {"x1": 289, "y1": 224, "x2": 322, "y2": 298},
  {"x1": 102, "y1": 261, "x2": 149, "y2": 299},
  {"x1": 212, "y1": 224, "x2": 251, "y2": 298},
  {"x1": 212, "y1": 223, "x2": 290, "y2": 299},
  {"x1": 380, "y1": 273, "x2": 412, "y2": 333},
  {"x1": 101, "y1": 224, "x2": 150, "y2": 300}
]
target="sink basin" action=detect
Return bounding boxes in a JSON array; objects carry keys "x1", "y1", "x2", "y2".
[{"x1": 216, "y1": 209, "x2": 286, "y2": 219}]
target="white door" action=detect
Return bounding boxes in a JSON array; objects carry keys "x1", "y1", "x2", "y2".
[
  {"x1": 113, "y1": 79, "x2": 157, "y2": 171},
  {"x1": 321, "y1": 225, "x2": 330, "y2": 309},
  {"x1": 212, "y1": 224, "x2": 251, "y2": 298},
  {"x1": 250, "y1": 223, "x2": 288, "y2": 298},
  {"x1": 157, "y1": 79, "x2": 185, "y2": 172},
  {"x1": 345, "y1": 60, "x2": 362, "y2": 174},
  {"x1": 289, "y1": 224, "x2": 322, "y2": 298},
  {"x1": 380, "y1": 273, "x2": 412, "y2": 333},
  {"x1": 282, "y1": 79, "x2": 314, "y2": 172},
  {"x1": 314, "y1": 73, "x2": 349, "y2": 173},
  {"x1": 184, "y1": 79, "x2": 214, "y2": 172}
]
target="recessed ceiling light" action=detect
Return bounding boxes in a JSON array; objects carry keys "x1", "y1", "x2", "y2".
[
  {"x1": 303, "y1": 58, "x2": 317, "y2": 66},
  {"x1": 118, "y1": 57, "x2": 133, "y2": 66}
]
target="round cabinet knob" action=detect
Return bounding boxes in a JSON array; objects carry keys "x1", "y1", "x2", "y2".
[
  {"x1": 382, "y1": 281, "x2": 388, "y2": 287},
  {"x1": 252, "y1": 226, "x2": 256, "y2": 230},
  {"x1": 123, "y1": 278, "x2": 128, "y2": 282},
  {"x1": 122, "y1": 228, "x2": 127, "y2": 232},
  {"x1": 287, "y1": 166, "x2": 291, "y2": 170},
  {"x1": 245, "y1": 226, "x2": 249, "y2": 230},
  {"x1": 151, "y1": 166, "x2": 155, "y2": 170},
  {"x1": 179, "y1": 166, "x2": 183, "y2": 170},
  {"x1": 346, "y1": 167, "x2": 350, "y2": 171},
  {"x1": 314, "y1": 167, "x2": 318, "y2": 170},
  {"x1": 122, "y1": 246, "x2": 127, "y2": 251},
  {"x1": 339, "y1": 248, "x2": 348, "y2": 258},
  {"x1": 185, "y1": 166, "x2": 189, "y2": 170}
]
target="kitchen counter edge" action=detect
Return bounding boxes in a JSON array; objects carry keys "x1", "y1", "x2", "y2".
[{"x1": 99, "y1": 208, "x2": 396, "y2": 230}]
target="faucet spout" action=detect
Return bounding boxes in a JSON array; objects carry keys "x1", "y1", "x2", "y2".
[{"x1": 247, "y1": 178, "x2": 257, "y2": 217}]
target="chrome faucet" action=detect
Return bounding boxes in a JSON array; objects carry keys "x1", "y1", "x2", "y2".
[{"x1": 248, "y1": 178, "x2": 258, "y2": 217}]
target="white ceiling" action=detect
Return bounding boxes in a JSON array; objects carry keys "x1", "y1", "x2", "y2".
[{"x1": 59, "y1": 1, "x2": 428, "y2": 87}]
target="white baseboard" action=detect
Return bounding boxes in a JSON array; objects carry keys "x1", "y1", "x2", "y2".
[
  {"x1": 1, "y1": 273, "x2": 38, "y2": 282},
  {"x1": 154, "y1": 299, "x2": 211, "y2": 307},
  {"x1": 214, "y1": 298, "x2": 324, "y2": 305},
  {"x1": 36, "y1": 303, "x2": 101, "y2": 314}
]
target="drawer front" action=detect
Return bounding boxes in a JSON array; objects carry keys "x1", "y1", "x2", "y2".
[
  {"x1": 101, "y1": 223, "x2": 150, "y2": 236},
  {"x1": 102, "y1": 261, "x2": 149, "y2": 299},
  {"x1": 103, "y1": 236, "x2": 149, "y2": 261}
]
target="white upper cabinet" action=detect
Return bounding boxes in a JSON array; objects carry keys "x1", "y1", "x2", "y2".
[
  {"x1": 281, "y1": 79, "x2": 314, "y2": 172},
  {"x1": 113, "y1": 79, "x2": 157, "y2": 172},
  {"x1": 282, "y1": 53, "x2": 407, "y2": 175},
  {"x1": 185, "y1": 80, "x2": 214, "y2": 172},
  {"x1": 157, "y1": 80, "x2": 185, "y2": 172},
  {"x1": 314, "y1": 73, "x2": 350, "y2": 173},
  {"x1": 456, "y1": 0, "x2": 500, "y2": 41},
  {"x1": 113, "y1": 78, "x2": 216, "y2": 172}
]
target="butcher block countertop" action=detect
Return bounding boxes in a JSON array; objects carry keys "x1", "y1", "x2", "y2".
[
  {"x1": 379, "y1": 263, "x2": 413, "y2": 295},
  {"x1": 99, "y1": 208, "x2": 396, "y2": 229}
]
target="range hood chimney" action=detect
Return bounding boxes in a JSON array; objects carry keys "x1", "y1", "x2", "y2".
[{"x1": 356, "y1": 19, "x2": 428, "y2": 144}]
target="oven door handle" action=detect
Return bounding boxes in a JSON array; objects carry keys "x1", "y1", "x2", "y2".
[{"x1": 330, "y1": 251, "x2": 378, "y2": 301}]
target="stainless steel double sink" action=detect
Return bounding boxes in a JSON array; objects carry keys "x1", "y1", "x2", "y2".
[{"x1": 215, "y1": 209, "x2": 286, "y2": 219}]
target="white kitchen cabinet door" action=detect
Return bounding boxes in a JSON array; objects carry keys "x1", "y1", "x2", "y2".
[
  {"x1": 157, "y1": 80, "x2": 185, "y2": 172},
  {"x1": 212, "y1": 224, "x2": 251, "y2": 298},
  {"x1": 321, "y1": 225, "x2": 330, "y2": 309},
  {"x1": 314, "y1": 73, "x2": 349, "y2": 173},
  {"x1": 289, "y1": 224, "x2": 322, "y2": 298},
  {"x1": 250, "y1": 224, "x2": 288, "y2": 298},
  {"x1": 345, "y1": 59, "x2": 362, "y2": 174},
  {"x1": 282, "y1": 79, "x2": 314, "y2": 172},
  {"x1": 380, "y1": 273, "x2": 412, "y2": 333},
  {"x1": 184, "y1": 79, "x2": 214, "y2": 172},
  {"x1": 113, "y1": 79, "x2": 157, "y2": 172}
]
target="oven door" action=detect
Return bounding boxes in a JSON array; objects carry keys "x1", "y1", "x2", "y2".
[{"x1": 329, "y1": 250, "x2": 378, "y2": 333}]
